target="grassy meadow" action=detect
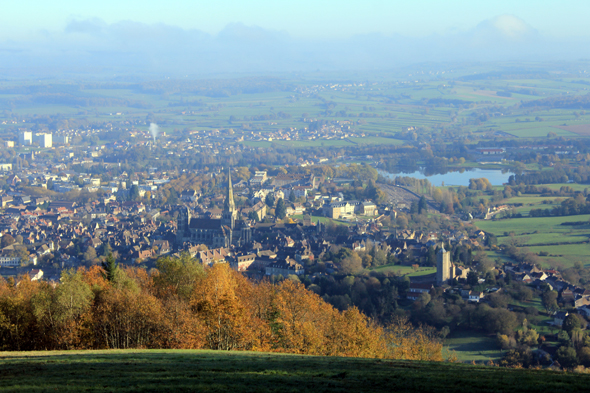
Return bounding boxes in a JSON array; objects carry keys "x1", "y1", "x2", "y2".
[
  {"x1": 475, "y1": 215, "x2": 590, "y2": 268},
  {"x1": 1, "y1": 349, "x2": 589, "y2": 392},
  {"x1": 444, "y1": 332, "x2": 504, "y2": 363},
  {"x1": 368, "y1": 264, "x2": 436, "y2": 277}
]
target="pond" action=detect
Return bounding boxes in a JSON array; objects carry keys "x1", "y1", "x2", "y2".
[{"x1": 378, "y1": 168, "x2": 514, "y2": 187}]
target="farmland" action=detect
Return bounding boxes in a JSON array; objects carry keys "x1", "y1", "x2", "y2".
[{"x1": 475, "y1": 215, "x2": 590, "y2": 268}]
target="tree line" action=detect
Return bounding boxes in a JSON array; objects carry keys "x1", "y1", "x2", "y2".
[{"x1": 0, "y1": 254, "x2": 444, "y2": 361}]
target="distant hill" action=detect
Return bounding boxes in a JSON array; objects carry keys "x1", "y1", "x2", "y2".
[{"x1": 1, "y1": 349, "x2": 588, "y2": 392}]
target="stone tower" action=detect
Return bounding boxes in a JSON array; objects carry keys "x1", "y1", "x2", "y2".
[
  {"x1": 176, "y1": 206, "x2": 191, "y2": 245},
  {"x1": 436, "y1": 245, "x2": 452, "y2": 286}
]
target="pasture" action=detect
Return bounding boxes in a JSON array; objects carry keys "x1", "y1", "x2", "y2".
[
  {"x1": 475, "y1": 215, "x2": 590, "y2": 268},
  {"x1": 444, "y1": 332, "x2": 503, "y2": 363}
]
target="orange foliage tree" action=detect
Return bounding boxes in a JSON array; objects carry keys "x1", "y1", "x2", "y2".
[{"x1": 0, "y1": 256, "x2": 445, "y2": 362}]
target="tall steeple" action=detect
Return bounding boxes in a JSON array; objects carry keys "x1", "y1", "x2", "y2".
[
  {"x1": 222, "y1": 168, "x2": 237, "y2": 229},
  {"x1": 224, "y1": 168, "x2": 236, "y2": 213}
]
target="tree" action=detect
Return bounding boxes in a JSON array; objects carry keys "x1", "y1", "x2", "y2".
[
  {"x1": 154, "y1": 252, "x2": 204, "y2": 300},
  {"x1": 556, "y1": 345, "x2": 578, "y2": 369},
  {"x1": 466, "y1": 270, "x2": 478, "y2": 286},
  {"x1": 542, "y1": 290, "x2": 558, "y2": 313},
  {"x1": 168, "y1": 188, "x2": 179, "y2": 205},
  {"x1": 1, "y1": 234, "x2": 15, "y2": 248},
  {"x1": 84, "y1": 247, "x2": 97, "y2": 265},
  {"x1": 288, "y1": 190, "x2": 296, "y2": 202},
  {"x1": 418, "y1": 196, "x2": 428, "y2": 214},
  {"x1": 129, "y1": 184, "x2": 140, "y2": 201},
  {"x1": 563, "y1": 314, "x2": 584, "y2": 334},
  {"x1": 275, "y1": 198, "x2": 286, "y2": 219},
  {"x1": 101, "y1": 253, "x2": 119, "y2": 282},
  {"x1": 265, "y1": 193, "x2": 275, "y2": 208},
  {"x1": 340, "y1": 253, "x2": 363, "y2": 275}
]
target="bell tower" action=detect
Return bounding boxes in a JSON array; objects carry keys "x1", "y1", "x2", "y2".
[{"x1": 436, "y1": 245, "x2": 452, "y2": 285}]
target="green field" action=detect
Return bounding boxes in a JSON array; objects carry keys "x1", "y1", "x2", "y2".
[
  {"x1": 1, "y1": 349, "x2": 589, "y2": 392},
  {"x1": 475, "y1": 215, "x2": 590, "y2": 268},
  {"x1": 291, "y1": 215, "x2": 353, "y2": 226},
  {"x1": 444, "y1": 332, "x2": 504, "y2": 363},
  {"x1": 368, "y1": 264, "x2": 436, "y2": 277}
]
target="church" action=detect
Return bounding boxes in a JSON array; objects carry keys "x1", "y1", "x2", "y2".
[
  {"x1": 176, "y1": 171, "x2": 252, "y2": 248},
  {"x1": 436, "y1": 245, "x2": 470, "y2": 286}
]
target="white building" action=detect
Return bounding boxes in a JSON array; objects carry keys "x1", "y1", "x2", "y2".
[
  {"x1": 33, "y1": 133, "x2": 52, "y2": 148},
  {"x1": 0, "y1": 163, "x2": 12, "y2": 171},
  {"x1": 0, "y1": 256, "x2": 20, "y2": 266},
  {"x1": 19, "y1": 131, "x2": 32, "y2": 146}
]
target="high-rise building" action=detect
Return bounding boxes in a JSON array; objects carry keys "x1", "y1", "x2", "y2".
[
  {"x1": 33, "y1": 133, "x2": 52, "y2": 148},
  {"x1": 19, "y1": 131, "x2": 32, "y2": 146}
]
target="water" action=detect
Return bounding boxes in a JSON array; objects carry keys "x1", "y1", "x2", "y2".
[{"x1": 378, "y1": 168, "x2": 514, "y2": 187}]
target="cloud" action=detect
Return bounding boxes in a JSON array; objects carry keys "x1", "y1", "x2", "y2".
[
  {"x1": 469, "y1": 14, "x2": 539, "y2": 46},
  {"x1": 0, "y1": 16, "x2": 586, "y2": 77},
  {"x1": 65, "y1": 18, "x2": 106, "y2": 34}
]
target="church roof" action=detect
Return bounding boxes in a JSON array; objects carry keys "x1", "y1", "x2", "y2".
[{"x1": 189, "y1": 218, "x2": 222, "y2": 230}]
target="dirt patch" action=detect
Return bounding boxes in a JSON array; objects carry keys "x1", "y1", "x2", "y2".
[{"x1": 553, "y1": 124, "x2": 590, "y2": 136}]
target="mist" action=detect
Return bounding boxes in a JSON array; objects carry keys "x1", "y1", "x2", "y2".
[{"x1": 1, "y1": 15, "x2": 588, "y2": 78}]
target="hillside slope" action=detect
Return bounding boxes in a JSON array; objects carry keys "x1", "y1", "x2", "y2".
[{"x1": 0, "y1": 349, "x2": 588, "y2": 392}]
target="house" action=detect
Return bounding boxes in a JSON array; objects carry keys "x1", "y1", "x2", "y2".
[
  {"x1": 153, "y1": 240, "x2": 170, "y2": 255},
  {"x1": 265, "y1": 258, "x2": 304, "y2": 276},
  {"x1": 407, "y1": 283, "x2": 433, "y2": 301},
  {"x1": 468, "y1": 291, "x2": 485, "y2": 303},
  {"x1": 198, "y1": 248, "x2": 229, "y2": 266},
  {"x1": 30, "y1": 269, "x2": 43, "y2": 281},
  {"x1": 229, "y1": 253, "x2": 257, "y2": 272}
]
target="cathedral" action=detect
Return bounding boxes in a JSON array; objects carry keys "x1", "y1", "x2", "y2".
[{"x1": 176, "y1": 171, "x2": 251, "y2": 248}]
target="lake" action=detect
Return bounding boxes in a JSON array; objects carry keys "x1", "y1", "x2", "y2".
[{"x1": 378, "y1": 168, "x2": 514, "y2": 187}]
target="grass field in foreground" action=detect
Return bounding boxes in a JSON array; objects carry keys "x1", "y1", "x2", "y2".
[{"x1": 1, "y1": 349, "x2": 589, "y2": 392}]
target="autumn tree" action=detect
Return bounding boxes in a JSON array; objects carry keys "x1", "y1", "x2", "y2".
[{"x1": 153, "y1": 252, "x2": 204, "y2": 300}]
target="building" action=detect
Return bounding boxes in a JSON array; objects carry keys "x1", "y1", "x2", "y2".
[
  {"x1": 476, "y1": 148, "x2": 505, "y2": 155},
  {"x1": 33, "y1": 133, "x2": 52, "y2": 148},
  {"x1": 249, "y1": 171, "x2": 267, "y2": 186},
  {"x1": 19, "y1": 131, "x2": 32, "y2": 146},
  {"x1": 176, "y1": 170, "x2": 252, "y2": 248},
  {"x1": 265, "y1": 258, "x2": 304, "y2": 276},
  {"x1": 407, "y1": 283, "x2": 434, "y2": 301},
  {"x1": 0, "y1": 255, "x2": 20, "y2": 266},
  {"x1": 54, "y1": 135, "x2": 69, "y2": 145},
  {"x1": 324, "y1": 200, "x2": 377, "y2": 219},
  {"x1": 0, "y1": 163, "x2": 12, "y2": 171},
  {"x1": 4, "y1": 141, "x2": 14, "y2": 148},
  {"x1": 436, "y1": 246, "x2": 454, "y2": 286}
]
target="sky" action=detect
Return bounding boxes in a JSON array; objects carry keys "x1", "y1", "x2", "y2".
[
  {"x1": 4, "y1": 0, "x2": 590, "y2": 40},
  {"x1": 2, "y1": 1, "x2": 590, "y2": 76}
]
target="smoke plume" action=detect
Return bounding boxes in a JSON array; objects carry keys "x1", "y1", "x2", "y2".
[{"x1": 150, "y1": 123, "x2": 159, "y2": 142}]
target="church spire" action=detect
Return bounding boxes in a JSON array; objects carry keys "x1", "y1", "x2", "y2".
[{"x1": 224, "y1": 168, "x2": 236, "y2": 213}]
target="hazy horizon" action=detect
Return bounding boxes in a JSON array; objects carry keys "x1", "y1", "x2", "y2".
[{"x1": 3, "y1": 1, "x2": 590, "y2": 77}]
